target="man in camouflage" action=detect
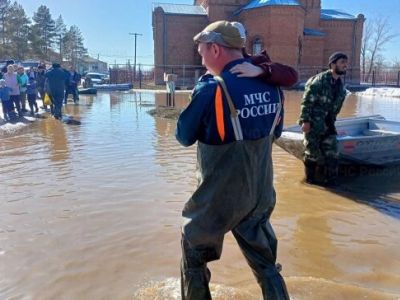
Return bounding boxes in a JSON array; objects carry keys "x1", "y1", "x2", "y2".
[{"x1": 298, "y1": 52, "x2": 348, "y2": 185}]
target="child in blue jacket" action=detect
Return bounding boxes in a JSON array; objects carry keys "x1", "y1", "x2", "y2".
[{"x1": 0, "y1": 79, "x2": 13, "y2": 121}]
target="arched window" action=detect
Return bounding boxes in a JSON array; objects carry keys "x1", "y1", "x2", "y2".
[{"x1": 252, "y1": 37, "x2": 262, "y2": 55}]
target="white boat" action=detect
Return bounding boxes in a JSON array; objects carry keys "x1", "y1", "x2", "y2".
[
  {"x1": 275, "y1": 115, "x2": 400, "y2": 166},
  {"x1": 92, "y1": 83, "x2": 133, "y2": 91}
]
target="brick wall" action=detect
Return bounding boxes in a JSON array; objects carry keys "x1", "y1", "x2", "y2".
[
  {"x1": 240, "y1": 6, "x2": 304, "y2": 66},
  {"x1": 299, "y1": 0, "x2": 321, "y2": 29},
  {"x1": 153, "y1": 2, "x2": 364, "y2": 84},
  {"x1": 321, "y1": 17, "x2": 364, "y2": 83},
  {"x1": 153, "y1": 9, "x2": 208, "y2": 84},
  {"x1": 196, "y1": 0, "x2": 248, "y2": 21},
  {"x1": 300, "y1": 36, "x2": 324, "y2": 67}
]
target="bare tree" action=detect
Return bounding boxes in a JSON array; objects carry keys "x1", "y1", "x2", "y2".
[
  {"x1": 362, "y1": 17, "x2": 397, "y2": 82},
  {"x1": 360, "y1": 20, "x2": 372, "y2": 79},
  {"x1": 392, "y1": 59, "x2": 400, "y2": 69}
]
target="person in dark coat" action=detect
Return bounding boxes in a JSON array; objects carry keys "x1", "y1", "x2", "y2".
[
  {"x1": 64, "y1": 66, "x2": 81, "y2": 104},
  {"x1": 26, "y1": 77, "x2": 39, "y2": 115},
  {"x1": 1, "y1": 60, "x2": 15, "y2": 75},
  {"x1": 45, "y1": 63, "x2": 69, "y2": 119},
  {"x1": 36, "y1": 65, "x2": 47, "y2": 109}
]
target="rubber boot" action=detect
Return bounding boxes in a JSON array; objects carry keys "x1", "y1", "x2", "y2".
[
  {"x1": 304, "y1": 159, "x2": 317, "y2": 184},
  {"x1": 260, "y1": 273, "x2": 290, "y2": 300},
  {"x1": 181, "y1": 262, "x2": 212, "y2": 300},
  {"x1": 29, "y1": 104, "x2": 34, "y2": 116},
  {"x1": 257, "y1": 264, "x2": 290, "y2": 300},
  {"x1": 325, "y1": 158, "x2": 339, "y2": 186}
]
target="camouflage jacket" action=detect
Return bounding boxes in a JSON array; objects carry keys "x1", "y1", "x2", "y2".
[{"x1": 298, "y1": 70, "x2": 346, "y2": 133}]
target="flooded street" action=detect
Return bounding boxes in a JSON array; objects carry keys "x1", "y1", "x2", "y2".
[{"x1": 1, "y1": 91, "x2": 399, "y2": 299}]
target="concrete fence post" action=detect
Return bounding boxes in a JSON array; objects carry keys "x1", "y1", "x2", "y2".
[
  {"x1": 397, "y1": 71, "x2": 400, "y2": 87},
  {"x1": 139, "y1": 64, "x2": 142, "y2": 89},
  {"x1": 372, "y1": 70, "x2": 375, "y2": 86}
]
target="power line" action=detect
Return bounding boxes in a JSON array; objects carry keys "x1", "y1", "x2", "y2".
[{"x1": 88, "y1": 52, "x2": 152, "y2": 59}]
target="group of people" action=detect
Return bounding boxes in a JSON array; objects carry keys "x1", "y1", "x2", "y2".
[
  {"x1": 0, "y1": 60, "x2": 82, "y2": 122},
  {"x1": 176, "y1": 20, "x2": 348, "y2": 299}
]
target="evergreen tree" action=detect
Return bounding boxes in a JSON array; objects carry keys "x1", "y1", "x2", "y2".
[
  {"x1": 32, "y1": 5, "x2": 55, "y2": 59},
  {"x1": 6, "y1": 2, "x2": 30, "y2": 59},
  {"x1": 54, "y1": 14, "x2": 67, "y2": 60},
  {"x1": 0, "y1": 0, "x2": 11, "y2": 56},
  {"x1": 0, "y1": 2, "x2": 88, "y2": 62},
  {"x1": 63, "y1": 25, "x2": 87, "y2": 66},
  {"x1": 28, "y1": 24, "x2": 44, "y2": 58}
]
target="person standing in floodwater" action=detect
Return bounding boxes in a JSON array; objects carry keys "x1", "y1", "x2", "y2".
[
  {"x1": 176, "y1": 21, "x2": 290, "y2": 300},
  {"x1": 298, "y1": 52, "x2": 348, "y2": 186},
  {"x1": 64, "y1": 66, "x2": 81, "y2": 104},
  {"x1": 45, "y1": 62, "x2": 69, "y2": 120}
]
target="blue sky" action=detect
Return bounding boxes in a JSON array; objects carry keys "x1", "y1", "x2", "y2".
[{"x1": 23, "y1": 0, "x2": 399, "y2": 65}]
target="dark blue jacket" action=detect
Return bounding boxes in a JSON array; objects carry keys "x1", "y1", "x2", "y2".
[
  {"x1": 176, "y1": 59, "x2": 283, "y2": 146},
  {"x1": 45, "y1": 67, "x2": 69, "y2": 96},
  {"x1": 26, "y1": 81, "x2": 38, "y2": 95},
  {"x1": 0, "y1": 86, "x2": 11, "y2": 102},
  {"x1": 68, "y1": 71, "x2": 81, "y2": 87}
]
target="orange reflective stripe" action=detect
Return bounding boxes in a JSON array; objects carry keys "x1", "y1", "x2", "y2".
[{"x1": 215, "y1": 85, "x2": 225, "y2": 142}]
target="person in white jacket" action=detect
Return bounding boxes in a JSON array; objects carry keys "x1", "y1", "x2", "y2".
[{"x1": 3, "y1": 65, "x2": 21, "y2": 117}]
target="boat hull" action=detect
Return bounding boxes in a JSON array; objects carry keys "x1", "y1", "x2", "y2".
[
  {"x1": 93, "y1": 83, "x2": 133, "y2": 91},
  {"x1": 78, "y1": 88, "x2": 97, "y2": 95},
  {"x1": 276, "y1": 115, "x2": 400, "y2": 166}
]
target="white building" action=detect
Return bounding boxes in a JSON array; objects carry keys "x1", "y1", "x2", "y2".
[{"x1": 76, "y1": 56, "x2": 108, "y2": 74}]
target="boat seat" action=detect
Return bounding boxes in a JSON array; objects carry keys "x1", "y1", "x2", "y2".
[{"x1": 363, "y1": 129, "x2": 398, "y2": 136}]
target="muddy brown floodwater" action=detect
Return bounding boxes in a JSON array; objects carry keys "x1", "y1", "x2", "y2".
[{"x1": 0, "y1": 91, "x2": 399, "y2": 299}]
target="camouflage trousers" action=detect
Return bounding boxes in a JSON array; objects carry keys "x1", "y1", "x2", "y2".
[{"x1": 303, "y1": 130, "x2": 338, "y2": 163}]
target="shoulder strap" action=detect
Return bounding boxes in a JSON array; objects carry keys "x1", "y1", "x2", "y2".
[
  {"x1": 214, "y1": 76, "x2": 243, "y2": 141},
  {"x1": 215, "y1": 85, "x2": 225, "y2": 142},
  {"x1": 214, "y1": 76, "x2": 238, "y2": 117},
  {"x1": 269, "y1": 87, "x2": 282, "y2": 136}
]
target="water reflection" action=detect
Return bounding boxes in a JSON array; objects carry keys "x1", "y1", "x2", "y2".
[
  {"x1": 152, "y1": 114, "x2": 197, "y2": 192},
  {"x1": 337, "y1": 165, "x2": 400, "y2": 219},
  {"x1": 355, "y1": 95, "x2": 400, "y2": 120},
  {"x1": 38, "y1": 118, "x2": 69, "y2": 162},
  {"x1": 292, "y1": 213, "x2": 340, "y2": 277}
]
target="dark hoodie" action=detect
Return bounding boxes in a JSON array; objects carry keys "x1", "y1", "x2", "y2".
[{"x1": 45, "y1": 64, "x2": 69, "y2": 96}]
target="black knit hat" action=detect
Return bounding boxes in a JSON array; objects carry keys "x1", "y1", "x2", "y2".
[{"x1": 328, "y1": 52, "x2": 348, "y2": 66}]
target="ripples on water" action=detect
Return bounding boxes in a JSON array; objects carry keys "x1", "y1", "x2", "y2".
[{"x1": 0, "y1": 91, "x2": 399, "y2": 299}]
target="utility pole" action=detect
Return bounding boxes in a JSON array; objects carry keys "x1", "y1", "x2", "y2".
[
  {"x1": 129, "y1": 32, "x2": 142, "y2": 82},
  {"x1": 59, "y1": 34, "x2": 62, "y2": 62}
]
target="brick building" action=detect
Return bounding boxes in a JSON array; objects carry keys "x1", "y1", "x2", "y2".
[{"x1": 152, "y1": 0, "x2": 364, "y2": 85}]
